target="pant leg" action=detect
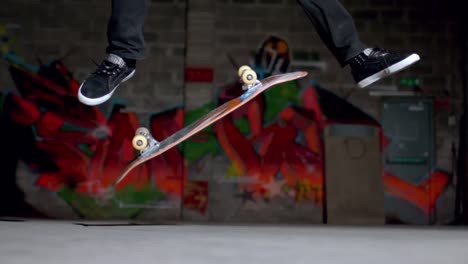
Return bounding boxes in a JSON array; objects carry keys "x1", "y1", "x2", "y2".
[
  {"x1": 106, "y1": 0, "x2": 148, "y2": 60},
  {"x1": 296, "y1": 0, "x2": 367, "y2": 67}
]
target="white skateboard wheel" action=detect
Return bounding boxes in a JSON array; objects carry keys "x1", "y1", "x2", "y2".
[{"x1": 135, "y1": 127, "x2": 150, "y2": 136}]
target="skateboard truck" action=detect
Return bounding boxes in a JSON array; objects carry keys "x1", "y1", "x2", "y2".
[
  {"x1": 132, "y1": 127, "x2": 160, "y2": 156},
  {"x1": 238, "y1": 65, "x2": 261, "y2": 100}
]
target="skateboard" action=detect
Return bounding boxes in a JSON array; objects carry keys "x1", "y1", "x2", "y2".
[{"x1": 113, "y1": 66, "x2": 308, "y2": 185}]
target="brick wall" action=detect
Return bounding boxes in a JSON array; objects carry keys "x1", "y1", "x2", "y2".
[{"x1": 0, "y1": 0, "x2": 464, "y2": 222}]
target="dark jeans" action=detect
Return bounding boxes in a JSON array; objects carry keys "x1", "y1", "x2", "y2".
[
  {"x1": 106, "y1": 0, "x2": 366, "y2": 66},
  {"x1": 106, "y1": 0, "x2": 148, "y2": 60}
]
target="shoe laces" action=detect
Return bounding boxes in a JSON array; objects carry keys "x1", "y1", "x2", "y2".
[
  {"x1": 371, "y1": 47, "x2": 391, "y2": 56},
  {"x1": 92, "y1": 59, "x2": 122, "y2": 77}
]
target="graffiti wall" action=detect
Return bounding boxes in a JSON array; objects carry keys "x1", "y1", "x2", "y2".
[
  {"x1": 0, "y1": 31, "x2": 457, "y2": 224},
  {"x1": 181, "y1": 36, "x2": 324, "y2": 222},
  {"x1": 0, "y1": 35, "x2": 324, "y2": 222}
]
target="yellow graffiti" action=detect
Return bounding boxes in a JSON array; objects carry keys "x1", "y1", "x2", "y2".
[
  {"x1": 226, "y1": 163, "x2": 242, "y2": 178},
  {"x1": 290, "y1": 179, "x2": 323, "y2": 203}
]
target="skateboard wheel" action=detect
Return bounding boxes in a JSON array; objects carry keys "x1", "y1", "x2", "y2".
[
  {"x1": 241, "y1": 69, "x2": 257, "y2": 85},
  {"x1": 238, "y1": 65, "x2": 252, "y2": 77},
  {"x1": 132, "y1": 135, "x2": 148, "y2": 150},
  {"x1": 135, "y1": 127, "x2": 150, "y2": 136}
]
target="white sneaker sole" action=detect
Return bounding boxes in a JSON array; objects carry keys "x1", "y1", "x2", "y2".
[
  {"x1": 78, "y1": 69, "x2": 135, "y2": 106},
  {"x1": 357, "y1": 54, "x2": 420, "y2": 88}
]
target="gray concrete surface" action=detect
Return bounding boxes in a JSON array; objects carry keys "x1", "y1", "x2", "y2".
[{"x1": 0, "y1": 220, "x2": 467, "y2": 264}]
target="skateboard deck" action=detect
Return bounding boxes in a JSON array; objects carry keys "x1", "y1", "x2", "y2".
[{"x1": 114, "y1": 69, "x2": 308, "y2": 186}]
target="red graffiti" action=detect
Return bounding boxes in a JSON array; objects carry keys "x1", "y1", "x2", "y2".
[
  {"x1": 184, "y1": 181, "x2": 208, "y2": 214},
  {"x1": 214, "y1": 86, "x2": 324, "y2": 204},
  {"x1": 383, "y1": 170, "x2": 450, "y2": 215},
  {"x1": 3, "y1": 59, "x2": 186, "y2": 199}
]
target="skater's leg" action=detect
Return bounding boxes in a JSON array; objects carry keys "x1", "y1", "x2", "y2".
[
  {"x1": 296, "y1": 0, "x2": 420, "y2": 88},
  {"x1": 296, "y1": 0, "x2": 366, "y2": 66},
  {"x1": 78, "y1": 0, "x2": 147, "y2": 106},
  {"x1": 106, "y1": 0, "x2": 148, "y2": 62}
]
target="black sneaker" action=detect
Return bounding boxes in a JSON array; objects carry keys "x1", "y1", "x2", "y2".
[
  {"x1": 350, "y1": 48, "x2": 420, "y2": 88},
  {"x1": 78, "y1": 54, "x2": 135, "y2": 106}
]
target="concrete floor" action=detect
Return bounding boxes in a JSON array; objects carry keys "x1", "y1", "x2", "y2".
[{"x1": 0, "y1": 220, "x2": 467, "y2": 264}]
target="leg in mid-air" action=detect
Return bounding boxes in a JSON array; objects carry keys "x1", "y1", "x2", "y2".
[
  {"x1": 296, "y1": 0, "x2": 420, "y2": 88},
  {"x1": 78, "y1": 0, "x2": 147, "y2": 106}
]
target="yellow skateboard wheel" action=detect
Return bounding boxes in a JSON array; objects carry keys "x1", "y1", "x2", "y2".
[
  {"x1": 132, "y1": 135, "x2": 148, "y2": 150},
  {"x1": 241, "y1": 69, "x2": 257, "y2": 85},
  {"x1": 238, "y1": 65, "x2": 252, "y2": 77}
]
